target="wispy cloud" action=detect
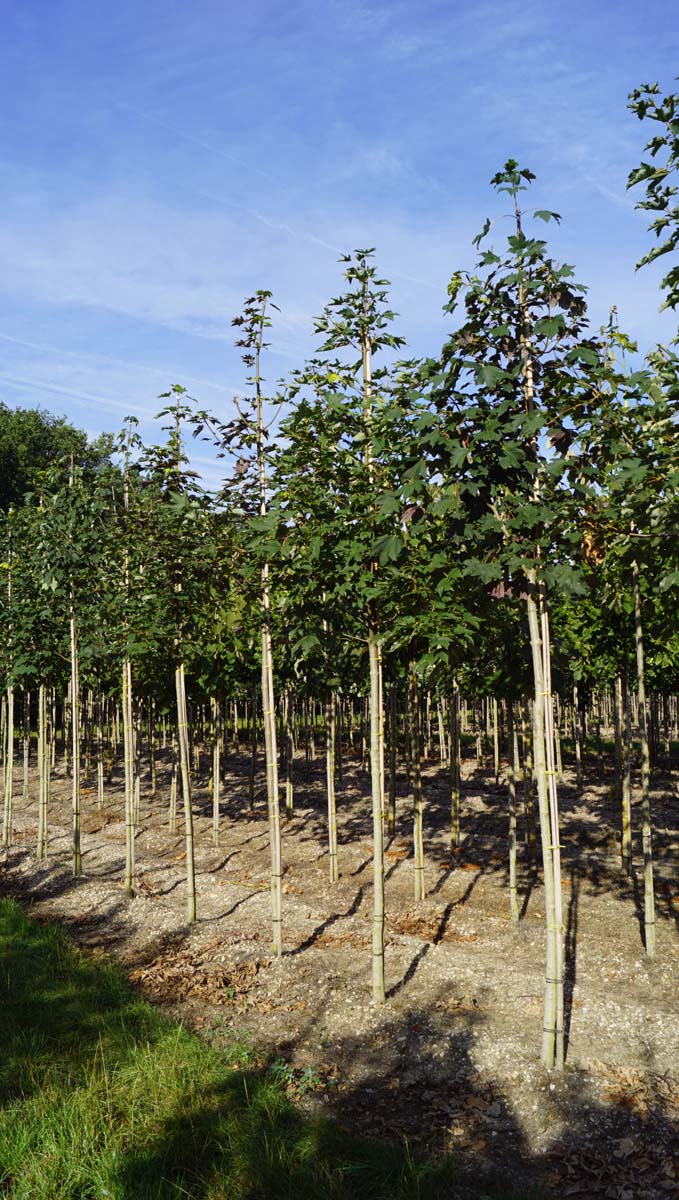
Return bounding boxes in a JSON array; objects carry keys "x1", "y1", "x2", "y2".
[
  {"x1": 113, "y1": 100, "x2": 289, "y2": 191},
  {"x1": 0, "y1": 372, "x2": 161, "y2": 422},
  {"x1": 0, "y1": 333, "x2": 232, "y2": 394}
]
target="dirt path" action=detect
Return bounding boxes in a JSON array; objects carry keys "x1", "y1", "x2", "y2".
[{"x1": 2, "y1": 746, "x2": 679, "y2": 1198}]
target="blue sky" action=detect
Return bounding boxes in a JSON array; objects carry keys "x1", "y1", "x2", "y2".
[{"x1": 2, "y1": 0, "x2": 678, "y2": 486}]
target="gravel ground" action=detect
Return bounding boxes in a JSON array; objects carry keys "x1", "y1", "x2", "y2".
[{"x1": 2, "y1": 744, "x2": 679, "y2": 1198}]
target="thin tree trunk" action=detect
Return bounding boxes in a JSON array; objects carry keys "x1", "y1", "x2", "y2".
[
  {"x1": 326, "y1": 693, "x2": 339, "y2": 882},
  {"x1": 522, "y1": 701, "x2": 538, "y2": 873},
  {"x1": 285, "y1": 690, "x2": 294, "y2": 817},
  {"x1": 449, "y1": 678, "x2": 461, "y2": 849},
  {"x1": 507, "y1": 702, "x2": 519, "y2": 922},
  {"x1": 573, "y1": 683, "x2": 583, "y2": 794},
  {"x1": 541, "y1": 595, "x2": 565, "y2": 1069},
  {"x1": 70, "y1": 600, "x2": 82, "y2": 879},
  {"x1": 2, "y1": 686, "x2": 14, "y2": 847},
  {"x1": 526, "y1": 579, "x2": 562, "y2": 1070},
  {"x1": 437, "y1": 697, "x2": 446, "y2": 765},
  {"x1": 133, "y1": 701, "x2": 141, "y2": 825},
  {"x1": 169, "y1": 733, "x2": 178, "y2": 833},
  {"x1": 493, "y1": 696, "x2": 500, "y2": 785},
  {"x1": 622, "y1": 673, "x2": 633, "y2": 877},
  {"x1": 122, "y1": 659, "x2": 135, "y2": 897},
  {"x1": 248, "y1": 689, "x2": 257, "y2": 809},
  {"x1": 410, "y1": 669, "x2": 425, "y2": 901},
  {"x1": 149, "y1": 700, "x2": 157, "y2": 797},
  {"x1": 554, "y1": 696, "x2": 563, "y2": 780},
  {"x1": 335, "y1": 697, "x2": 343, "y2": 781},
  {"x1": 369, "y1": 628, "x2": 386, "y2": 1003},
  {"x1": 633, "y1": 564, "x2": 656, "y2": 957},
  {"x1": 37, "y1": 683, "x2": 49, "y2": 860},
  {"x1": 387, "y1": 685, "x2": 397, "y2": 837},
  {"x1": 211, "y1": 696, "x2": 221, "y2": 848},
  {"x1": 262, "y1": 615, "x2": 282, "y2": 956},
  {"x1": 22, "y1": 691, "x2": 30, "y2": 803},
  {"x1": 175, "y1": 661, "x2": 196, "y2": 923},
  {"x1": 96, "y1": 692, "x2": 105, "y2": 811},
  {"x1": 613, "y1": 673, "x2": 623, "y2": 805}
]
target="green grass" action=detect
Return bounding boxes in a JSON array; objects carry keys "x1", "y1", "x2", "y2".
[{"x1": 0, "y1": 899, "x2": 535, "y2": 1199}]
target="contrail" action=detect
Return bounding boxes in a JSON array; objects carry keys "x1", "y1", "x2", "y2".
[
  {"x1": 0, "y1": 372, "x2": 158, "y2": 417},
  {"x1": 114, "y1": 103, "x2": 442, "y2": 294},
  {"x1": 0, "y1": 333, "x2": 232, "y2": 394},
  {"x1": 114, "y1": 100, "x2": 286, "y2": 189}
]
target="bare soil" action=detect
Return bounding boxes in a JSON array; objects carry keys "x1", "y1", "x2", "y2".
[{"x1": 2, "y1": 739, "x2": 679, "y2": 1199}]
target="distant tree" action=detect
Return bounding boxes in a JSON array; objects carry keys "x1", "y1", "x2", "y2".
[{"x1": 0, "y1": 402, "x2": 112, "y2": 510}]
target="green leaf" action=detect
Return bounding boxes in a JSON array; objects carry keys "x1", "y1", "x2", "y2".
[
  {"x1": 372, "y1": 534, "x2": 403, "y2": 565},
  {"x1": 477, "y1": 364, "x2": 507, "y2": 387},
  {"x1": 293, "y1": 634, "x2": 321, "y2": 657},
  {"x1": 568, "y1": 346, "x2": 600, "y2": 367},
  {"x1": 533, "y1": 315, "x2": 566, "y2": 338}
]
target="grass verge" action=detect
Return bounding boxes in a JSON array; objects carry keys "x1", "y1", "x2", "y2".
[{"x1": 0, "y1": 898, "x2": 535, "y2": 1199}]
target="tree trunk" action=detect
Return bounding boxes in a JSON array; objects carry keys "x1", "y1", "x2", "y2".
[
  {"x1": 507, "y1": 702, "x2": 519, "y2": 923},
  {"x1": 493, "y1": 696, "x2": 500, "y2": 785},
  {"x1": 175, "y1": 661, "x2": 196, "y2": 923},
  {"x1": 169, "y1": 733, "x2": 178, "y2": 833},
  {"x1": 526, "y1": 579, "x2": 563, "y2": 1069},
  {"x1": 285, "y1": 690, "x2": 294, "y2": 817},
  {"x1": 522, "y1": 701, "x2": 538, "y2": 873},
  {"x1": 622, "y1": 673, "x2": 633, "y2": 877},
  {"x1": 96, "y1": 692, "x2": 105, "y2": 811},
  {"x1": 573, "y1": 683, "x2": 583, "y2": 794},
  {"x1": 613, "y1": 674, "x2": 623, "y2": 805},
  {"x1": 122, "y1": 659, "x2": 135, "y2": 897},
  {"x1": 437, "y1": 698, "x2": 446, "y2": 766},
  {"x1": 448, "y1": 678, "x2": 461, "y2": 849},
  {"x1": 410, "y1": 669, "x2": 425, "y2": 902},
  {"x1": 2, "y1": 686, "x2": 14, "y2": 848},
  {"x1": 22, "y1": 691, "x2": 30, "y2": 803},
  {"x1": 70, "y1": 601, "x2": 82, "y2": 879},
  {"x1": 262, "y1": 607, "x2": 282, "y2": 957},
  {"x1": 149, "y1": 700, "x2": 157, "y2": 797},
  {"x1": 369, "y1": 628, "x2": 386, "y2": 1003},
  {"x1": 387, "y1": 685, "x2": 397, "y2": 837},
  {"x1": 326, "y1": 693, "x2": 339, "y2": 882},
  {"x1": 37, "y1": 683, "x2": 49, "y2": 860},
  {"x1": 633, "y1": 564, "x2": 656, "y2": 957},
  {"x1": 211, "y1": 695, "x2": 221, "y2": 848},
  {"x1": 540, "y1": 595, "x2": 565, "y2": 1069}
]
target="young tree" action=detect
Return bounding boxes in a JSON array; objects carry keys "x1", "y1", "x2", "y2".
[
  {"x1": 276, "y1": 252, "x2": 405, "y2": 1002},
  {"x1": 427, "y1": 162, "x2": 605, "y2": 1068},
  {"x1": 193, "y1": 293, "x2": 284, "y2": 955}
]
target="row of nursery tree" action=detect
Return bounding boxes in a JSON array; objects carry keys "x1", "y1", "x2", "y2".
[{"x1": 2, "y1": 84, "x2": 679, "y2": 1071}]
